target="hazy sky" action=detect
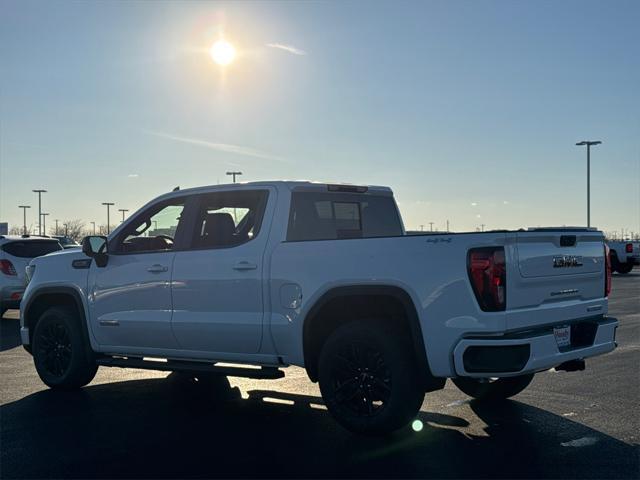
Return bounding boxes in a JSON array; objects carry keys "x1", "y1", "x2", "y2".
[{"x1": 1, "y1": 0, "x2": 638, "y2": 235}]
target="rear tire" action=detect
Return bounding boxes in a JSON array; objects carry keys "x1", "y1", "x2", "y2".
[
  {"x1": 610, "y1": 253, "x2": 620, "y2": 273},
  {"x1": 616, "y1": 263, "x2": 633, "y2": 274},
  {"x1": 32, "y1": 306, "x2": 97, "y2": 389},
  {"x1": 452, "y1": 374, "x2": 534, "y2": 401},
  {"x1": 318, "y1": 320, "x2": 424, "y2": 436}
]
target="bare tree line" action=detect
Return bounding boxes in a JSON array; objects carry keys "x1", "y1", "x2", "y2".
[{"x1": 7, "y1": 220, "x2": 116, "y2": 242}]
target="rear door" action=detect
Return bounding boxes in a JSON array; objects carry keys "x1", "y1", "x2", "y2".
[
  {"x1": 508, "y1": 229, "x2": 605, "y2": 311},
  {"x1": 171, "y1": 188, "x2": 273, "y2": 354}
]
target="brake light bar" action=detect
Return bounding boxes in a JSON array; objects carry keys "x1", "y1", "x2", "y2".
[
  {"x1": 0, "y1": 259, "x2": 17, "y2": 276},
  {"x1": 604, "y1": 244, "x2": 612, "y2": 297},
  {"x1": 626, "y1": 243, "x2": 633, "y2": 253},
  {"x1": 327, "y1": 184, "x2": 368, "y2": 193},
  {"x1": 467, "y1": 247, "x2": 506, "y2": 312}
]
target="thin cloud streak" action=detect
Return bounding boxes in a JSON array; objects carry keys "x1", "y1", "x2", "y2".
[
  {"x1": 143, "y1": 130, "x2": 287, "y2": 163},
  {"x1": 266, "y1": 43, "x2": 307, "y2": 56}
]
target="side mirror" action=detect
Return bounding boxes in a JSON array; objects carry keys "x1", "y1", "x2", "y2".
[{"x1": 81, "y1": 236, "x2": 109, "y2": 267}]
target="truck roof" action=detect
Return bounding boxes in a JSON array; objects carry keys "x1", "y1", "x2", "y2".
[{"x1": 156, "y1": 180, "x2": 393, "y2": 200}]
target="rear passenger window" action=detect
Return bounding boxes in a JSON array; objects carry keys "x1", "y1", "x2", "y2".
[
  {"x1": 189, "y1": 190, "x2": 269, "y2": 249},
  {"x1": 1, "y1": 240, "x2": 62, "y2": 258},
  {"x1": 287, "y1": 192, "x2": 403, "y2": 241}
]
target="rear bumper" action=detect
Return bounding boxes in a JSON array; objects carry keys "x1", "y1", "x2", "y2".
[
  {"x1": 626, "y1": 255, "x2": 640, "y2": 266},
  {"x1": 453, "y1": 316, "x2": 617, "y2": 378},
  {"x1": 0, "y1": 286, "x2": 25, "y2": 310}
]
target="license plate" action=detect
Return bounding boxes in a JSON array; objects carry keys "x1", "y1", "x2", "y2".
[{"x1": 554, "y1": 325, "x2": 571, "y2": 348}]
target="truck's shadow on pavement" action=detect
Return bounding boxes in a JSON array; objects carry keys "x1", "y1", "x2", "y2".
[{"x1": 1, "y1": 373, "x2": 638, "y2": 479}]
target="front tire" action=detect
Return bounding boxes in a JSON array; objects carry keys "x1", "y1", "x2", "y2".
[
  {"x1": 452, "y1": 374, "x2": 534, "y2": 401},
  {"x1": 32, "y1": 306, "x2": 98, "y2": 389},
  {"x1": 318, "y1": 320, "x2": 424, "y2": 436}
]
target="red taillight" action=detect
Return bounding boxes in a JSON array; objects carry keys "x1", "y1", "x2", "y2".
[
  {"x1": 468, "y1": 247, "x2": 506, "y2": 311},
  {"x1": 604, "y1": 244, "x2": 612, "y2": 297},
  {"x1": 625, "y1": 243, "x2": 633, "y2": 253},
  {"x1": 0, "y1": 259, "x2": 17, "y2": 276}
]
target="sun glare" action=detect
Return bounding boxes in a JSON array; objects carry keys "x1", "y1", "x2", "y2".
[{"x1": 210, "y1": 39, "x2": 236, "y2": 66}]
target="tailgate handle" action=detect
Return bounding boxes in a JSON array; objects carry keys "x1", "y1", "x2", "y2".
[{"x1": 560, "y1": 235, "x2": 576, "y2": 247}]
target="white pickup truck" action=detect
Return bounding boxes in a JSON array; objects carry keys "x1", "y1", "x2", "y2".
[
  {"x1": 20, "y1": 181, "x2": 617, "y2": 435},
  {"x1": 607, "y1": 240, "x2": 640, "y2": 274}
]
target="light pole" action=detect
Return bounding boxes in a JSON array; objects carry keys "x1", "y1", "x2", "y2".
[
  {"x1": 102, "y1": 202, "x2": 115, "y2": 234},
  {"x1": 226, "y1": 171, "x2": 243, "y2": 222},
  {"x1": 63, "y1": 223, "x2": 68, "y2": 237},
  {"x1": 91, "y1": 222, "x2": 96, "y2": 235},
  {"x1": 32, "y1": 189, "x2": 47, "y2": 235},
  {"x1": 429, "y1": 222, "x2": 434, "y2": 232},
  {"x1": 226, "y1": 171, "x2": 242, "y2": 183},
  {"x1": 55, "y1": 219, "x2": 59, "y2": 236},
  {"x1": 41, "y1": 213, "x2": 49, "y2": 235},
  {"x1": 18, "y1": 205, "x2": 30, "y2": 235},
  {"x1": 118, "y1": 208, "x2": 129, "y2": 223},
  {"x1": 446, "y1": 220, "x2": 450, "y2": 232},
  {"x1": 576, "y1": 140, "x2": 602, "y2": 228}
]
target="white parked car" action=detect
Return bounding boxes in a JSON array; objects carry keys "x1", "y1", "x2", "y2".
[
  {"x1": 20, "y1": 182, "x2": 617, "y2": 434},
  {"x1": 0, "y1": 236, "x2": 62, "y2": 317},
  {"x1": 607, "y1": 240, "x2": 639, "y2": 274}
]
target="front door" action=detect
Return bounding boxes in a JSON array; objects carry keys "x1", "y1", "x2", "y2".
[
  {"x1": 88, "y1": 199, "x2": 187, "y2": 351},
  {"x1": 171, "y1": 188, "x2": 272, "y2": 354}
]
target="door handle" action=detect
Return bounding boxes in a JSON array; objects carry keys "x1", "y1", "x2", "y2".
[
  {"x1": 147, "y1": 264, "x2": 168, "y2": 273},
  {"x1": 233, "y1": 261, "x2": 257, "y2": 271}
]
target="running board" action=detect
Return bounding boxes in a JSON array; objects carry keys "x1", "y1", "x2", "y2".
[{"x1": 96, "y1": 357, "x2": 285, "y2": 379}]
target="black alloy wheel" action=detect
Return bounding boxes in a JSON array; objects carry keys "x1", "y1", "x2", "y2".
[
  {"x1": 330, "y1": 341, "x2": 392, "y2": 417},
  {"x1": 37, "y1": 321, "x2": 73, "y2": 377}
]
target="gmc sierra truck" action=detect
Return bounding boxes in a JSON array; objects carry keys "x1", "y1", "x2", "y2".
[{"x1": 20, "y1": 181, "x2": 617, "y2": 435}]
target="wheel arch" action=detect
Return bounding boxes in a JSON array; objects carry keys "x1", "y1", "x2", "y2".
[
  {"x1": 23, "y1": 286, "x2": 94, "y2": 358},
  {"x1": 302, "y1": 284, "x2": 444, "y2": 392}
]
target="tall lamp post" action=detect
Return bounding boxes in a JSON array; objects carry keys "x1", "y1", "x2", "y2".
[
  {"x1": 576, "y1": 140, "x2": 602, "y2": 228},
  {"x1": 54, "y1": 219, "x2": 60, "y2": 236},
  {"x1": 41, "y1": 213, "x2": 50, "y2": 236},
  {"x1": 226, "y1": 171, "x2": 242, "y2": 183},
  {"x1": 18, "y1": 205, "x2": 30, "y2": 235},
  {"x1": 102, "y1": 202, "x2": 115, "y2": 234},
  {"x1": 118, "y1": 208, "x2": 129, "y2": 223},
  {"x1": 91, "y1": 221, "x2": 96, "y2": 235},
  {"x1": 32, "y1": 189, "x2": 47, "y2": 235},
  {"x1": 226, "y1": 172, "x2": 243, "y2": 222}
]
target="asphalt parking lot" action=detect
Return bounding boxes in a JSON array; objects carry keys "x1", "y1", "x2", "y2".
[{"x1": 1, "y1": 273, "x2": 638, "y2": 479}]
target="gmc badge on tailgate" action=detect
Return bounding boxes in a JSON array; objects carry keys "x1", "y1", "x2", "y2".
[{"x1": 553, "y1": 255, "x2": 583, "y2": 268}]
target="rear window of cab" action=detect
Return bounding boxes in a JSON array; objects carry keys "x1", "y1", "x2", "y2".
[{"x1": 287, "y1": 192, "x2": 403, "y2": 241}]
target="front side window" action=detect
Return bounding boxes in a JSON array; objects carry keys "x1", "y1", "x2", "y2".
[
  {"x1": 287, "y1": 192, "x2": 403, "y2": 241},
  {"x1": 189, "y1": 190, "x2": 268, "y2": 249},
  {"x1": 114, "y1": 200, "x2": 186, "y2": 253}
]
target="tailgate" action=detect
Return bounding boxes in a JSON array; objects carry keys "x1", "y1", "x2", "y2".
[{"x1": 507, "y1": 230, "x2": 606, "y2": 311}]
